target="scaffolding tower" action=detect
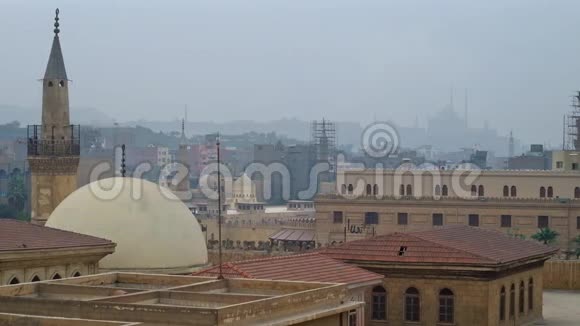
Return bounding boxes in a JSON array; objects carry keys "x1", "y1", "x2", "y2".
[
  {"x1": 565, "y1": 91, "x2": 580, "y2": 150},
  {"x1": 311, "y1": 119, "x2": 337, "y2": 175}
]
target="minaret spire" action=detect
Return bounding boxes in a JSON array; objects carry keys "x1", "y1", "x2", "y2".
[
  {"x1": 44, "y1": 8, "x2": 68, "y2": 81},
  {"x1": 179, "y1": 118, "x2": 187, "y2": 145}
]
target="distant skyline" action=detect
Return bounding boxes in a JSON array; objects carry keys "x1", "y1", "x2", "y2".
[{"x1": 2, "y1": 0, "x2": 580, "y2": 146}]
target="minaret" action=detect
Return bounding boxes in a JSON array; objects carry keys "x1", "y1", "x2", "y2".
[
  {"x1": 28, "y1": 9, "x2": 80, "y2": 225},
  {"x1": 508, "y1": 130, "x2": 515, "y2": 158},
  {"x1": 175, "y1": 118, "x2": 190, "y2": 193}
]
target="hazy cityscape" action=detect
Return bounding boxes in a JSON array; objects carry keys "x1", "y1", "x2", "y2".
[{"x1": 0, "y1": 2, "x2": 579, "y2": 326}]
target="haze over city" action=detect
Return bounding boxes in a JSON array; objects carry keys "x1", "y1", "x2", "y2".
[{"x1": 3, "y1": 0, "x2": 580, "y2": 146}]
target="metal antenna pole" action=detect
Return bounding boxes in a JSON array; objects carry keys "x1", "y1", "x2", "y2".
[{"x1": 217, "y1": 133, "x2": 224, "y2": 280}]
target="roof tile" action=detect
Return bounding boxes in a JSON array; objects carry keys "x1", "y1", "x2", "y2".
[
  {"x1": 0, "y1": 219, "x2": 113, "y2": 252},
  {"x1": 321, "y1": 225, "x2": 557, "y2": 266},
  {"x1": 194, "y1": 252, "x2": 383, "y2": 285}
]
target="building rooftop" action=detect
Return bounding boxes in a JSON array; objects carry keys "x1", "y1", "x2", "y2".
[
  {"x1": 194, "y1": 252, "x2": 383, "y2": 286},
  {"x1": 0, "y1": 219, "x2": 114, "y2": 252},
  {"x1": 0, "y1": 272, "x2": 361, "y2": 326},
  {"x1": 321, "y1": 225, "x2": 558, "y2": 267},
  {"x1": 269, "y1": 228, "x2": 315, "y2": 242}
]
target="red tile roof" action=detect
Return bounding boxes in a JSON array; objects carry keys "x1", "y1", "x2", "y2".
[
  {"x1": 0, "y1": 219, "x2": 114, "y2": 252},
  {"x1": 269, "y1": 228, "x2": 315, "y2": 242},
  {"x1": 322, "y1": 225, "x2": 558, "y2": 266},
  {"x1": 193, "y1": 252, "x2": 383, "y2": 285}
]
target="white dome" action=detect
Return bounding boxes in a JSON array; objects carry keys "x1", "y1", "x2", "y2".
[{"x1": 46, "y1": 177, "x2": 207, "y2": 273}]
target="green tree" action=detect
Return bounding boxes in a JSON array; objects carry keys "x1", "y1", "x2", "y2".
[
  {"x1": 7, "y1": 173, "x2": 26, "y2": 211},
  {"x1": 531, "y1": 228, "x2": 559, "y2": 245},
  {"x1": 573, "y1": 235, "x2": 580, "y2": 259}
]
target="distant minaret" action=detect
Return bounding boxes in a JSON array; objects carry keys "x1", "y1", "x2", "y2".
[
  {"x1": 175, "y1": 118, "x2": 190, "y2": 193},
  {"x1": 508, "y1": 130, "x2": 515, "y2": 158},
  {"x1": 28, "y1": 9, "x2": 80, "y2": 225}
]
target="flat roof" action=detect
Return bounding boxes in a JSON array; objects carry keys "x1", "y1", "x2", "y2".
[{"x1": 0, "y1": 272, "x2": 361, "y2": 326}]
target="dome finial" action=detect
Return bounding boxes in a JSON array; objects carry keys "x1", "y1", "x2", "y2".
[
  {"x1": 54, "y1": 8, "x2": 60, "y2": 35},
  {"x1": 121, "y1": 144, "x2": 127, "y2": 177}
]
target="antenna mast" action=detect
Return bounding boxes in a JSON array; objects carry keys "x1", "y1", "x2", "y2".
[{"x1": 216, "y1": 133, "x2": 223, "y2": 280}]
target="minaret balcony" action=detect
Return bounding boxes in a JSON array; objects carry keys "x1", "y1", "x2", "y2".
[{"x1": 27, "y1": 124, "x2": 80, "y2": 157}]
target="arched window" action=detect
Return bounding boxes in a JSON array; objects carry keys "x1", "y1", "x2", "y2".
[
  {"x1": 59, "y1": 80, "x2": 65, "y2": 87},
  {"x1": 528, "y1": 278, "x2": 534, "y2": 311},
  {"x1": 439, "y1": 288, "x2": 454, "y2": 323},
  {"x1": 31, "y1": 275, "x2": 41, "y2": 282},
  {"x1": 500, "y1": 286, "x2": 506, "y2": 321},
  {"x1": 47, "y1": 81, "x2": 54, "y2": 87},
  {"x1": 509, "y1": 284, "x2": 515, "y2": 319},
  {"x1": 442, "y1": 185, "x2": 448, "y2": 196},
  {"x1": 371, "y1": 286, "x2": 387, "y2": 320},
  {"x1": 373, "y1": 184, "x2": 379, "y2": 195},
  {"x1": 406, "y1": 184, "x2": 412, "y2": 196},
  {"x1": 511, "y1": 186, "x2": 517, "y2": 197},
  {"x1": 434, "y1": 185, "x2": 441, "y2": 196},
  {"x1": 341, "y1": 184, "x2": 346, "y2": 195},
  {"x1": 405, "y1": 287, "x2": 420, "y2": 322},
  {"x1": 8, "y1": 277, "x2": 20, "y2": 285},
  {"x1": 73, "y1": 272, "x2": 81, "y2": 277},
  {"x1": 575, "y1": 187, "x2": 580, "y2": 199},
  {"x1": 478, "y1": 185, "x2": 485, "y2": 197},
  {"x1": 471, "y1": 185, "x2": 477, "y2": 196},
  {"x1": 399, "y1": 184, "x2": 405, "y2": 196},
  {"x1": 347, "y1": 184, "x2": 353, "y2": 195},
  {"x1": 366, "y1": 184, "x2": 372, "y2": 195},
  {"x1": 547, "y1": 186, "x2": 553, "y2": 198},
  {"x1": 52, "y1": 273, "x2": 62, "y2": 280},
  {"x1": 519, "y1": 281, "x2": 525, "y2": 314},
  {"x1": 540, "y1": 186, "x2": 546, "y2": 198},
  {"x1": 503, "y1": 185, "x2": 509, "y2": 197}
]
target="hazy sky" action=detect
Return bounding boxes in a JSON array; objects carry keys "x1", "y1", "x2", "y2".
[{"x1": 3, "y1": 0, "x2": 580, "y2": 145}]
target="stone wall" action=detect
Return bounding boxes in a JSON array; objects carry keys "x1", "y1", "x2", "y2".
[
  {"x1": 207, "y1": 249, "x2": 293, "y2": 265},
  {"x1": 543, "y1": 260, "x2": 580, "y2": 290}
]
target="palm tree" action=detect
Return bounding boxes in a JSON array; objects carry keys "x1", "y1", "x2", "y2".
[{"x1": 531, "y1": 228, "x2": 559, "y2": 245}]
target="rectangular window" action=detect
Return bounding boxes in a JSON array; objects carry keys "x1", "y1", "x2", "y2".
[
  {"x1": 538, "y1": 216, "x2": 549, "y2": 228},
  {"x1": 365, "y1": 212, "x2": 379, "y2": 225},
  {"x1": 573, "y1": 163, "x2": 579, "y2": 170},
  {"x1": 333, "y1": 211, "x2": 343, "y2": 224},
  {"x1": 432, "y1": 213, "x2": 443, "y2": 226},
  {"x1": 348, "y1": 310, "x2": 357, "y2": 326},
  {"x1": 372, "y1": 292, "x2": 386, "y2": 320},
  {"x1": 577, "y1": 216, "x2": 580, "y2": 230},
  {"x1": 398, "y1": 213, "x2": 408, "y2": 225},
  {"x1": 405, "y1": 295, "x2": 420, "y2": 321},
  {"x1": 468, "y1": 214, "x2": 479, "y2": 227},
  {"x1": 556, "y1": 161, "x2": 563, "y2": 168},
  {"x1": 501, "y1": 215, "x2": 512, "y2": 228},
  {"x1": 439, "y1": 296, "x2": 454, "y2": 323}
]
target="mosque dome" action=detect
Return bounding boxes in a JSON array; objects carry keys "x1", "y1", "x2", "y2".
[{"x1": 46, "y1": 177, "x2": 208, "y2": 273}]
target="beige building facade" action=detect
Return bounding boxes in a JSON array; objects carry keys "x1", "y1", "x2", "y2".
[
  {"x1": 316, "y1": 169, "x2": 580, "y2": 249},
  {"x1": 0, "y1": 219, "x2": 114, "y2": 286},
  {"x1": 0, "y1": 272, "x2": 363, "y2": 325},
  {"x1": 552, "y1": 150, "x2": 580, "y2": 171},
  {"x1": 321, "y1": 226, "x2": 556, "y2": 326}
]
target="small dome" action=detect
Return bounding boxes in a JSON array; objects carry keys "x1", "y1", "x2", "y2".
[{"x1": 46, "y1": 177, "x2": 207, "y2": 273}]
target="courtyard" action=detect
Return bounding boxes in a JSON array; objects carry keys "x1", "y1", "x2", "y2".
[{"x1": 542, "y1": 290, "x2": 580, "y2": 325}]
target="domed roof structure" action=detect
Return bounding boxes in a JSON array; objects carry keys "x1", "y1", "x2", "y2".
[{"x1": 46, "y1": 177, "x2": 208, "y2": 273}]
